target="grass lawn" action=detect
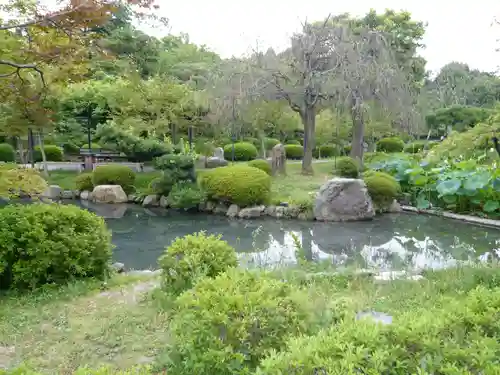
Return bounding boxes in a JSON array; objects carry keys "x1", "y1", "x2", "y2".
[
  {"x1": 45, "y1": 160, "x2": 337, "y2": 202},
  {"x1": 1, "y1": 264, "x2": 499, "y2": 373}
]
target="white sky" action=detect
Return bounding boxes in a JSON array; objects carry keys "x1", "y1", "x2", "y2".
[{"x1": 139, "y1": 0, "x2": 500, "y2": 74}]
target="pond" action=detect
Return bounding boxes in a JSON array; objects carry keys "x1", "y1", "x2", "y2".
[{"x1": 72, "y1": 201, "x2": 500, "y2": 271}]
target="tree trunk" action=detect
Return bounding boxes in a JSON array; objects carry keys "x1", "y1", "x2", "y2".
[
  {"x1": 37, "y1": 130, "x2": 49, "y2": 178},
  {"x1": 349, "y1": 92, "x2": 365, "y2": 168},
  {"x1": 17, "y1": 138, "x2": 26, "y2": 165},
  {"x1": 301, "y1": 107, "x2": 316, "y2": 175}
]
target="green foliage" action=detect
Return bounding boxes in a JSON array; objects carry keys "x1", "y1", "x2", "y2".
[
  {"x1": 194, "y1": 139, "x2": 215, "y2": 156},
  {"x1": 342, "y1": 144, "x2": 351, "y2": 155},
  {"x1": 425, "y1": 105, "x2": 491, "y2": 133},
  {"x1": 158, "y1": 231, "x2": 237, "y2": 296},
  {"x1": 426, "y1": 121, "x2": 500, "y2": 164},
  {"x1": 75, "y1": 172, "x2": 94, "y2": 191},
  {"x1": 200, "y1": 165, "x2": 271, "y2": 207},
  {"x1": 257, "y1": 285, "x2": 500, "y2": 374},
  {"x1": 0, "y1": 204, "x2": 112, "y2": 290},
  {"x1": 62, "y1": 141, "x2": 80, "y2": 154},
  {"x1": 243, "y1": 137, "x2": 260, "y2": 148},
  {"x1": 247, "y1": 159, "x2": 271, "y2": 175},
  {"x1": 34, "y1": 145, "x2": 64, "y2": 162},
  {"x1": 92, "y1": 165, "x2": 136, "y2": 194},
  {"x1": 363, "y1": 170, "x2": 401, "y2": 211},
  {"x1": 313, "y1": 145, "x2": 338, "y2": 158},
  {"x1": 167, "y1": 181, "x2": 206, "y2": 210},
  {"x1": 152, "y1": 154, "x2": 196, "y2": 196},
  {"x1": 370, "y1": 157, "x2": 500, "y2": 216},
  {"x1": 334, "y1": 157, "x2": 360, "y2": 178},
  {"x1": 284, "y1": 144, "x2": 304, "y2": 160},
  {"x1": 376, "y1": 137, "x2": 405, "y2": 153},
  {"x1": 3, "y1": 365, "x2": 152, "y2": 374},
  {"x1": 0, "y1": 143, "x2": 15, "y2": 162},
  {"x1": 264, "y1": 137, "x2": 280, "y2": 150},
  {"x1": 223, "y1": 142, "x2": 258, "y2": 161},
  {"x1": 404, "y1": 140, "x2": 427, "y2": 153},
  {"x1": 0, "y1": 167, "x2": 48, "y2": 199},
  {"x1": 80, "y1": 142, "x2": 102, "y2": 150},
  {"x1": 286, "y1": 139, "x2": 301, "y2": 145},
  {"x1": 160, "y1": 269, "x2": 310, "y2": 374}
]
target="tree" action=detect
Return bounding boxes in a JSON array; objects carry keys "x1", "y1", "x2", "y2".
[{"x1": 425, "y1": 105, "x2": 492, "y2": 134}]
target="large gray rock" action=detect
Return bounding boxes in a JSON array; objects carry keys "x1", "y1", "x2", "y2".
[
  {"x1": 206, "y1": 157, "x2": 228, "y2": 168},
  {"x1": 213, "y1": 147, "x2": 224, "y2": 159},
  {"x1": 226, "y1": 204, "x2": 240, "y2": 218},
  {"x1": 238, "y1": 205, "x2": 265, "y2": 219},
  {"x1": 142, "y1": 194, "x2": 159, "y2": 207},
  {"x1": 314, "y1": 178, "x2": 375, "y2": 222},
  {"x1": 91, "y1": 185, "x2": 128, "y2": 204},
  {"x1": 42, "y1": 185, "x2": 62, "y2": 199},
  {"x1": 80, "y1": 190, "x2": 91, "y2": 200}
]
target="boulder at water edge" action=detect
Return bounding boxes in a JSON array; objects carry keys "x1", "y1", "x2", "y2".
[
  {"x1": 314, "y1": 178, "x2": 375, "y2": 222},
  {"x1": 91, "y1": 185, "x2": 128, "y2": 204}
]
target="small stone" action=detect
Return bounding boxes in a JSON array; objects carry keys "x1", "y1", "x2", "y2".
[
  {"x1": 74, "y1": 190, "x2": 81, "y2": 198},
  {"x1": 264, "y1": 205, "x2": 276, "y2": 216},
  {"x1": 388, "y1": 199, "x2": 402, "y2": 213},
  {"x1": 213, "y1": 203, "x2": 228, "y2": 215},
  {"x1": 111, "y1": 262, "x2": 125, "y2": 273},
  {"x1": 80, "y1": 190, "x2": 91, "y2": 200},
  {"x1": 128, "y1": 194, "x2": 136, "y2": 203},
  {"x1": 206, "y1": 201, "x2": 216, "y2": 211},
  {"x1": 238, "y1": 205, "x2": 265, "y2": 219},
  {"x1": 159, "y1": 195, "x2": 169, "y2": 208},
  {"x1": 142, "y1": 194, "x2": 159, "y2": 207},
  {"x1": 42, "y1": 185, "x2": 62, "y2": 199},
  {"x1": 61, "y1": 190, "x2": 74, "y2": 199},
  {"x1": 284, "y1": 206, "x2": 300, "y2": 218},
  {"x1": 226, "y1": 204, "x2": 240, "y2": 218}
]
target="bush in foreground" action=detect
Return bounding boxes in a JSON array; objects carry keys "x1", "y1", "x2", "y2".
[
  {"x1": 0, "y1": 167, "x2": 47, "y2": 199},
  {"x1": 333, "y1": 156, "x2": 359, "y2": 178},
  {"x1": 75, "y1": 172, "x2": 94, "y2": 191},
  {"x1": 34, "y1": 145, "x2": 64, "y2": 162},
  {"x1": 223, "y1": 142, "x2": 258, "y2": 161},
  {"x1": 376, "y1": 137, "x2": 405, "y2": 153},
  {"x1": 0, "y1": 204, "x2": 112, "y2": 290},
  {"x1": 92, "y1": 165, "x2": 136, "y2": 194},
  {"x1": 158, "y1": 231, "x2": 237, "y2": 295},
  {"x1": 0, "y1": 143, "x2": 15, "y2": 162},
  {"x1": 363, "y1": 170, "x2": 400, "y2": 211},
  {"x1": 200, "y1": 165, "x2": 271, "y2": 207},
  {"x1": 284, "y1": 144, "x2": 303, "y2": 159},
  {"x1": 247, "y1": 159, "x2": 271, "y2": 175},
  {"x1": 159, "y1": 269, "x2": 310, "y2": 374},
  {"x1": 257, "y1": 285, "x2": 500, "y2": 374}
]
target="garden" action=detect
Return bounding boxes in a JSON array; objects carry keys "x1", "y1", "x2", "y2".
[{"x1": 1, "y1": 2, "x2": 500, "y2": 374}]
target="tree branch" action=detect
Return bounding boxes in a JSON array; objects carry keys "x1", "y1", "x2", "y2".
[{"x1": 0, "y1": 60, "x2": 46, "y2": 86}]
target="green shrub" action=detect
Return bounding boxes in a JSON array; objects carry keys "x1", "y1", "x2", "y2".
[
  {"x1": 75, "y1": 172, "x2": 94, "y2": 191},
  {"x1": 0, "y1": 143, "x2": 15, "y2": 162},
  {"x1": 427, "y1": 140, "x2": 439, "y2": 149},
  {"x1": 200, "y1": 165, "x2": 271, "y2": 207},
  {"x1": 264, "y1": 137, "x2": 280, "y2": 150},
  {"x1": 4, "y1": 365, "x2": 152, "y2": 374},
  {"x1": 92, "y1": 165, "x2": 136, "y2": 194},
  {"x1": 34, "y1": 145, "x2": 63, "y2": 162},
  {"x1": 62, "y1": 141, "x2": 80, "y2": 154},
  {"x1": 194, "y1": 139, "x2": 215, "y2": 156},
  {"x1": 404, "y1": 140, "x2": 427, "y2": 153},
  {"x1": 376, "y1": 137, "x2": 405, "y2": 153},
  {"x1": 158, "y1": 231, "x2": 237, "y2": 296},
  {"x1": 243, "y1": 137, "x2": 260, "y2": 148},
  {"x1": 333, "y1": 157, "x2": 359, "y2": 178},
  {"x1": 257, "y1": 286, "x2": 500, "y2": 374},
  {"x1": 284, "y1": 144, "x2": 304, "y2": 159},
  {"x1": 161, "y1": 269, "x2": 310, "y2": 374},
  {"x1": 286, "y1": 139, "x2": 301, "y2": 145},
  {"x1": 152, "y1": 154, "x2": 196, "y2": 196},
  {"x1": 342, "y1": 144, "x2": 351, "y2": 155},
  {"x1": 167, "y1": 181, "x2": 206, "y2": 210},
  {"x1": 80, "y1": 142, "x2": 102, "y2": 150},
  {"x1": 247, "y1": 159, "x2": 271, "y2": 175},
  {"x1": 0, "y1": 203, "x2": 112, "y2": 290},
  {"x1": 363, "y1": 170, "x2": 400, "y2": 211},
  {"x1": 313, "y1": 145, "x2": 338, "y2": 158},
  {"x1": 127, "y1": 139, "x2": 171, "y2": 162},
  {"x1": 223, "y1": 142, "x2": 258, "y2": 161}
]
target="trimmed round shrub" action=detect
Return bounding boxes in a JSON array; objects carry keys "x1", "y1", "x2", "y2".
[
  {"x1": 223, "y1": 142, "x2": 258, "y2": 161},
  {"x1": 404, "y1": 140, "x2": 426, "y2": 153},
  {"x1": 158, "y1": 231, "x2": 237, "y2": 295},
  {"x1": 248, "y1": 159, "x2": 271, "y2": 175},
  {"x1": 75, "y1": 172, "x2": 94, "y2": 191},
  {"x1": 284, "y1": 144, "x2": 304, "y2": 159},
  {"x1": 243, "y1": 137, "x2": 260, "y2": 148},
  {"x1": 376, "y1": 137, "x2": 405, "y2": 153},
  {"x1": 286, "y1": 139, "x2": 301, "y2": 145},
  {"x1": 313, "y1": 145, "x2": 338, "y2": 158},
  {"x1": 162, "y1": 269, "x2": 311, "y2": 374},
  {"x1": 0, "y1": 143, "x2": 15, "y2": 162},
  {"x1": 342, "y1": 144, "x2": 351, "y2": 155},
  {"x1": 264, "y1": 137, "x2": 280, "y2": 150},
  {"x1": 0, "y1": 167, "x2": 47, "y2": 199},
  {"x1": 80, "y1": 142, "x2": 102, "y2": 150},
  {"x1": 34, "y1": 145, "x2": 63, "y2": 162},
  {"x1": 62, "y1": 142, "x2": 80, "y2": 154},
  {"x1": 363, "y1": 170, "x2": 400, "y2": 210},
  {"x1": 334, "y1": 157, "x2": 359, "y2": 178},
  {"x1": 199, "y1": 165, "x2": 271, "y2": 207},
  {"x1": 0, "y1": 203, "x2": 112, "y2": 290},
  {"x1": 92, "y1": 165, "x2": 136, "y2": 194}
]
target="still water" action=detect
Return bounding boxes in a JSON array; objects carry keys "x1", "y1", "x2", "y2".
[{"x1": 74, "y1": 201, "x2": 499, "y2": 271}]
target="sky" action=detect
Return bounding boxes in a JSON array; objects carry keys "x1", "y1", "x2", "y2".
[{"x1": 138, "y1": 0, "x2": 500, "y2": 74}]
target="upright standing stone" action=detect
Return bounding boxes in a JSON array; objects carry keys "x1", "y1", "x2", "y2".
[
  {"x1": 270, "y1": 143, "x2": 286, "y2": 176},
  {"x1": 213, "y1": 147, "x2": 224, "y2": 159}
]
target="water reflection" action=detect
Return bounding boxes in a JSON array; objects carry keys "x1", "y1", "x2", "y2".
[{"x1": 69, "y1": 202, "x2": 500, "y2": 271}]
